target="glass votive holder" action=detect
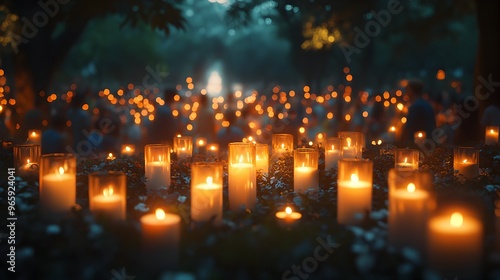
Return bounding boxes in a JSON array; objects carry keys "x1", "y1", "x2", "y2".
[
  {"x1": 338, "y1": 131, "x2": 363, "y2": 159},
  {"x1": 293, "y1": 148, "x2": 319, "y2": 195},
  {"x1": 174, "y1": 135, "x2": 193, "y2": 159},
  {"x1": 255, "y1": 143, "x2": 269, "y2": 174},
  {"x1": 206, "y1": 143, "x2": 219, "y2": 158},
  {"x1": 453, "y1": 147, "x2": 479, "y2": 179},
  {"x1": 394, "y1": 148, "x2": 419, "y2": 172},
  {"x1": 195, "y1": 137, "x2": 207, "y2": 154},
  {"x1": 388, "y1": 169, "x2": 434, "y2": 251},
  {"x1": 414, "y1": 131, "x2": 426, "y2": 146},
  {"x1": 121, "y1": 144, "x2": 135, "y2": 156},
  {"x1": 337, "y1": 158, "x2": 373, "y2": 225},
  {"x1": 39, "y1": 153, "x2": 76, "y2": 215},
  {"x1": 27, "y1": 129, "x2": 42, "y2": 145},
  {"x1": 325, "y1": 137, "x2": 342, "y2": 170},
  {"x1": 145, "y1": 144, "x2": 171, "y2": 190},
  {"x1": 228, "y1": 142, "x2": 256, "y2": 211},
  {"x1": 485, "y1": 126, "x2": 499, "y2": 146},
  {"x1": 89, "y1": 171, "x2": 126, "y2": 220},
  {"x1": 272, "y1": 133, "x2": 293, "y2": 157},
  {"x1": 190, "y1": 162, "x2": 224, "y2": 224},
  {"x1": 14, "y1": 144, "x2": 40, "y2": 178}
]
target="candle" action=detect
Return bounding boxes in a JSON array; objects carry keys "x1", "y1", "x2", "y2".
[
  {"x1": 40, "y1": 154, "x2": 76, "y2": 215},
  {"x1": 388, "y1": 169, "x2": 433, "y2": 251},
  {"x1": 141, "y1": 209, "x2": 180, "y2": 269},
  {"x1": 453, "y1": 147, "x2": 479, "y2": 179},
  {"x1": 272, "y1": 133, "x2": 293, "y2": 157},
  {"x1": 315, "y1": 132, "x2": 326, "y2": 147},
  {"x1": 339, "y1": 131, "x2": 363, "y2": 159},
  {"x1": 28, "y1": 129, "x2": 41, "y2": 145},
  {"x1": 414, "y1": 131, "x2": 426, "y2": 146},
  {"x1": 89, "y1": 171, "x2": 126, "y2": 220},
  {"x1": 293, "y1": 148, "x2": 318, "y2": 196},
  {"x1": 388, "y1": 126, "x2": 397, "y2": 143},
  {"x1": 14, "y1": 144, "x2": 40, "y2": 178},
  {"x1": 206, "y1": 143, "x2": 219, "y2": 158},
  {"x1": 106, "y1": 153, "x2": 116, "y2": 160},
  {"x1": 228, "y1": 142, "x2": 256, "y2": 211},
  {"x1": 427, "y1": 211, "x2": 482, "y2": 278},
  {"x1": 485, "y1": 126, "x2": 499, "y2": 145},
  {"x1": 174, "y1": 135, "x2": 193, "y2": 159},
  {"x1": 191, "y1": 162, "x2": 223, "y2": 224},
  {"x1": 337, "y1": 159, "x2": 372, "y2": 225},
  {"x1": 196, "y1": 137, "x2": 207, "y2": 154},
  {"x1": 145, "y1": 144, "x2": 171, "y2": 190},
  {"x1": 275, "y1": 206, "x2": 302, "y2": 227},
  {"x1": 255, "y1": 143, "x2": 269, "y2": 174},
  {"x1": 325, "y1": 137, "x2": 342, "y2": 170},
  {"x1": 121, "y1": 144, "x2": 135, "y2": 156}
]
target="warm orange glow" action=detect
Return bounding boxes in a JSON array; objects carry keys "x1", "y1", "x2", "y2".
[
  {"x1": 450, "y1": 212, "x2": 463, "y2": 228},
  {"x1": 351, "y1": 174, "x2": 359, "y2": 182},
  {"x1": 407, "y1": 183, "x2": 415, "y2": 193},
  {"x1": 285, "y1": 207, "x2": 292, "y2": 215},
  {"x1": 436, "y1": 70, "x2": 446, "y2": 80},
  {"x1": 58, "y1": 167, "x2": 65, "y2": 175},
  {"x1": 103, "y1": 186, "x2": 114, "y2": 197},
  {"x1": 156, "y1": 209, "x2": 166, "y2": 220}
]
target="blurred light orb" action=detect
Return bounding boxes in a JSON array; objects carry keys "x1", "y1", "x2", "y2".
[{"x1": 207, "y1": 71, "x2": 223, "y2": 96}]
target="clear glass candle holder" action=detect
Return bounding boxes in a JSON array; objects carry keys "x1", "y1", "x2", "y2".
[
  {"x1": 39, "y1": 153, "x2": 76, "y2": 215},
  {"x1": 272, "y1": 133, "x2": 293, "y2": 157},
  {"x1": 190, "y1": 162, "x2": 224, "y2": 224},
  {"x1": 293, "y1": 148, "x2": 319, "y2": 195},
  {"x1": 228, "y1": 142, "x2": 256, "y2": 211},
  {"x1": 255, "y1": 143, "x2": 269, "y2": 174},
  {"x1": 337, "y1": 158, "x2": 373, "y2": 225},
  {"x1": 453, "y1": 147, "x2": 479, "y2": 179},
  {"x1": 338, "y1": 131, "x2": 363, "y2": 159},
  {"x1": 174, "y1": 135, "x2": 193, "y2": 159},
  {"x1": 394, "y1": 148, "x2": 419, "y2": 172},
  {"x1": 89, "y1": 171, "x2": 126, "y2": 220},
  {"x1": 14, "y1": 144, "x2": 40, "y2": 178},
  {"x1": 388, "y1": 169, "x2": 434, "y2": 251},
  {"x1": 325, "y1": 137, "x2": 342, "y2": 170},
  {"x1": 485, "y1": 126, "x2": 499, "y2": 146},
  {"x1": 145, "y1": 144, "x2": 171, "y2": 190}
]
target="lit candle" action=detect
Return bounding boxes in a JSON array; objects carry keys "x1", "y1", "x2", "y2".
[
  {"x1": 40, "y1": 154, "x2": 76, "y2": 215},
  {"x1": 388, "y1": 169, "x2": 433, "y2": 251},
  {"x1": 121, "y1": 144, "x2": 135, "y2": 156},
  {"x1": 394, "y1": 149, "x2": 419, "y2": 172},
  {"x1": 272, "y1": 133, "x2": 293, "y2": 157},
  {"x1": 206, "y1": 143, "x2": 219, "y2": 158},
  {"x1": 453, "y1": 147, "x2": 479, "y2": 179},
  {"x1": 141, "y1": 209, "x2": 180, "y2": 269},
  {"x1": 28, "y1": 129, "x2": 41, "y2": 145},
  {"x1": 337, "y1": 159, "x2": 372, "y2": 225},
  {"x1": 14, "y1": 144, "x2": 40, "y2": 178},
  {"x1": 339, "y1": 131, "x2": 363, "y2": 158},
  {"x1": 293, "y1": 148, "x2": 318, "y2": 196},
  {"x1": 196, "y1": 137, "x2": 207, "y2": 154},
  {"x1": 106, "y1": 153, "x2": 116, "y2": 160},
  {"x1": 427, "y1": 211, "x2": 482, "y2": 278},
  {"x1": 485, "y1": 126, "x2": 499, "y2": 145},
  {"x1": 91, "y1": 186, "x2": 124, "y2": 220},
  {"x1": 342, "y1": 137, "x2": 356, "y2": 158},
  {"x1": 228, "y1": 143, "x2": 256, "y2": 211},
  {"x1": 325, "y1": 137, "x2": 342, "y2": 170},
  {"x1": 275, "y1": 206, "x2": 302, "y2": 226},
  {"x1": 388, "y1": 126, "x2": 397, "y2": 143},
  {"x1": 174, "y1": 135, "x2": 193, "y2": 159},
  {"x1": 191, "y1": 162, "x2": 223, "y2": 224},
  {"x1": 414, "y1": 131, "x2": 426, "y2": 146},
  {"x1": 145, "y1": 144, "x2": 171, "y2": 190},
  {"x1": 18, "y1": 159, "x2": 38, "y2": 177}
]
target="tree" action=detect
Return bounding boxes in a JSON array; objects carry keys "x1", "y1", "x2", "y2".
[{"x1": 0, "y1": 0, "x2": 184, "y2": 114}]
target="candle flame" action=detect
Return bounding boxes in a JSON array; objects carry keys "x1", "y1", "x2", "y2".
[
  {"x1": 239, "y1": 155, "x2": 243, "y2": 163},
  {"x1": 181, "y1": 147, "x2": 186, "y2": 151},
  {"x1": 27, "y1": 159, "x2": 30, "y2": 164},
  {"x1": 206, "y1": 176, "x2": 213, "y2": 185},
  {"x1": 198, "y1": 139, "x2": 205, "y2": 145},
  {"x1": 404, "y1": 157, "x2": 407, "y2": 164},
  {"x1": 450, "y1": 212, "x2": 463, "y2": 228},
  {"x1": 351, "y1": 173, "x2": 359, "y2": 182},
  {"x1": 317, "y1": 133, "x2": 323, "y2": 139},
  {"x1": 285, "y1": 207, "x2": 292, "y2": 215},
  {"x1": 125, "y1": 146, "x2": 131, "y2": 152},
  {"x1": 418, "y1": 132, "x2": 423, "y2": 138},
  {"x1": 210, "y1": 145, "x2": 216, "y2": 151},
  {"x1": 390, "y1": 126, "x2": 396, "y2": 132},
  {"x1": 331, "y1": 145, "x2": 334, "y2": 150},
  {"x1": 462, "y1": 159, "x2": 468, "y2": 164},
  {"x1": 103, "y1": 187, "x2": 114, "y2": 197},
  {"x1": 108, "y1": 153, "x2": 113, "y2": 158},
  {"x1": 155, "y1": 209, "x2": 166, "y2": 220},
  {"x1": 58, "y1": 167, "x2": 65, "y2": 175},
  {"x1": 346, "y1": 137, "x2": 351, "y2": 147},
  {"x1": 177, "y1": 134, "x2": 182, "y2": 137},
  {"x1": 281, "y1": 143, "x2": 285, "y2": 149},
  {"x1": 407, "y1": 183, "x2": 416, "y2": 193},
  {"x1": 31, "y1": 131, "x2": 36, "y2": 136},
  {"x1": 490, "y1": 129, "x2": 495, "y2": 134}
]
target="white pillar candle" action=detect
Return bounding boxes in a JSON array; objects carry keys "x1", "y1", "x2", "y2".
[
  {"x1": 145, "y1": 144, "x2": 171, "y2": 190},
  {"x1": 228, "y1": 142, "x2": 256, "y2": 211},
  {"x1": 294, "y1": 148, "x2": 318, "y2": 196},
  {"x1": 337, "y1": 159, "x2": 372, "y2": 225},
  {"x1": 339, "y1": 131, "x2": 363, "y2": 159},
  {"x1": 40, "y1": 166, "x2": 76, "y2": 214},
  {"x1": 91, "y1": 186, "x2": 124, "y2": 220},
  {"x1": 272, "y1": 134, "x2": 293, "y2": 157},
  {"x1": 485, "y1": 126, "x2": 499, "y2": 145},
  {"x1": 191, "y1": 162, "x2": 223, "y2": 224},
  {"x1": 28, "y1": 129, "x2": 41, "y2": 145},
  {"x1": 427, "y1": 211, "x2": 482, "y2": 279},
  {"x1": 325, "y1": 137, "x2": 342, "y2": 170},
  {"x1": 141, "y1": 209, "x2": 180, "y2": 269}
]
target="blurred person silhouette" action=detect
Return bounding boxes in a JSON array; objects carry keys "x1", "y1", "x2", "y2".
[
  {"x1": 148, "y1": 88, "x2": 180, "y2": 145},
  {"x1": 217, "y1": 110, "x2": 244, "y2": 152},
  {"x1": 67, "y1": 91, "x2": 91, "y2": 153},
  {"x1": 401, "y1": 80, "x2": 436, "y2": 143},
  {"x1": 42, "y1": 113, "x2": 68, "y2": 154}
]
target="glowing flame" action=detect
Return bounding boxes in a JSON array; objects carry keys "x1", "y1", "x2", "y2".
[
  {"x1": 31, "y1": 131, "x2": 36, "y2": 136},
  {"x1": 58, "y1": 167, "x2": 65, "y2": 175},
  {"x1": 103, "y1": 187, "x2": 114, "y2": 197},
  {"x1": 346, "y1": 137, "x2": 351, "y2": 147},
  {"x1": 404, "y1": 157, "x2": 407, "y2": 164},
  {"x1": 239, "y1": 155, "x2": 244, "y2": 163},
  {"x1": 390, "y1": 126, "x2": 396, "y2": 132},
  {"x1": 407, "y1": 183, "x2": 416, "y2": 193},
  {"x1": 490, "y1": 129, "x2": 495, "y2": 134},
  {"x1": 351, "y1": 173, "x2": 359, "y2": 182},
  {"x1": 108, "y1": 153, "x2": 113, "y2": 158},
  {"x1": 27, "y1": 159, "x2": 30, "y2": 164},
  {"x1": 285, "y1": 207, "x2": 292, "y2": 215},
  {"x1": 198, "y1": 139, "x2": 205, "y2": 145},
  {"x1": 331, "y1": 145, "x2": 334, "y2": 150},
  {"x1": 125, "y1": 146, "x2": 131, "y2": 152},
  {"x1": 450, "y1": 212, "x2": 463, "y2": 228},
  {"x1": 281, "y1": 143, "x2": 285, "y2": 149},
  {"x1": 210, "y1": 145, "x2": 216, "y2": 151},
  {"x1": 155, "y1": 209, "x2": 166, "y2": 220},
  {"x1": 418, "y1": 132, "x2": 423, "y2": 138},
  {"x1": 462, "y1": 159, "x2": 468, "y2": 164},
  {"x1": 206, "y1": 176, "x2": 213, "y2": 185}
]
